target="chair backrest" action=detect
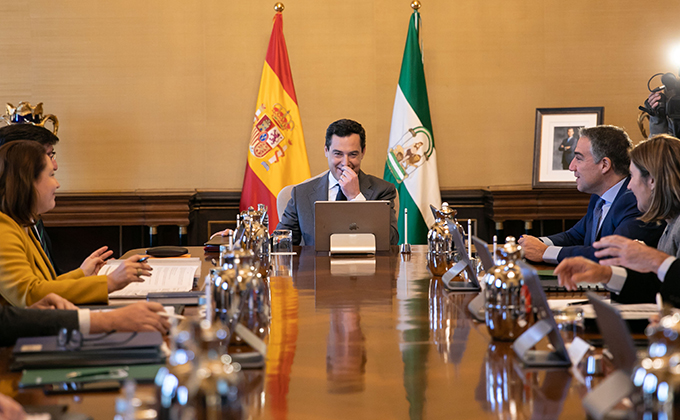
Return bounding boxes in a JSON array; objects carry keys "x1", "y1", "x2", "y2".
[
  {"x1": 276, "y1": 171, "x2": 328, "y2": 221},
  {"x1": 277, "y1": 184, "x2": 295, "y2": 221}
]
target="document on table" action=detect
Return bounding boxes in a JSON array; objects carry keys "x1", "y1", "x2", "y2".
[
  {"x1": 99, "y1": 258, "x2": 201, "y2": 298},
  {"x1": 548, "y1": 298, "x2": 660, "y2": 320}
]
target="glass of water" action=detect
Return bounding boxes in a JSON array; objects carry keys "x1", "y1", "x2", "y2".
[{"x1": 271, "y1": 229, "x2": 293, "y2": 254}]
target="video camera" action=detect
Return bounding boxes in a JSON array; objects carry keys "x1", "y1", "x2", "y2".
[{"x1": 639, "y1": 72, "x2": 680, "y2": 137}]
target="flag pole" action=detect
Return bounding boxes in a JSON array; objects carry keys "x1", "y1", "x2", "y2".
[
  {"x1": 400, "y1": 208, "x2": 411, "y2": 254},
  {"x1": 274, "y1": 2, "x2": 284, "y2": 12},
  {"x1": 411, "y1": 1, "x2": 420, "y2": 28}
]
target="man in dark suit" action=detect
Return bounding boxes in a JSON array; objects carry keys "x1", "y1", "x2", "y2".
[
  {"x1": 519, "y1": 125, "x2": 664, "y2": 263},
  {"x1": 1, "y1": 293, "x2": 170, "y2": 347},
  {"x1": 277, "y1": 119, "x2": 398, "y2": 246},
  {"x1": 558, "y1": 127, "x2": 578, "y2": 169}
]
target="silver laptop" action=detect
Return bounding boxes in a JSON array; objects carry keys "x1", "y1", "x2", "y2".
[{"x1": 314, "y1": 201, "x2": 392, "y2": 252}]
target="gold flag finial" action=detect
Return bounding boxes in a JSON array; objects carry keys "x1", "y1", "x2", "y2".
[
  {"x1": 274, "y1": 2, "x2": 285, "y2": 12},
  {"x1": 410, "y1": 1, "x2": 421, "y2": 10}
]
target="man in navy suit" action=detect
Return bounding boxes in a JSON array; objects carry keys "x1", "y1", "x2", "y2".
[
  {"x1": 558, "y1": 127, "x2": 578, "y2": 169},
  {"x1": 277, "y1": 119, "x2": 399, "y2": 246},
  {"x1": 519, "y1": 125, "x2": 664, "y2": 263}
]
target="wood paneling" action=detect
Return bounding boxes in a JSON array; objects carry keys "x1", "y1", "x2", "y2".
[
  {"x1": 485, "y1": 189, "x2": 591, "y2": 222},
  {"x1": 39, "y1": 188, "x2": 590, "y2": 248},
  {"x1": 42, "y1": 190, "x2": 194, "y2": 227}
]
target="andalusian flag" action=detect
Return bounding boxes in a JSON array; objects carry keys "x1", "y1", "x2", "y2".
[
  {"x1": 384, "y1": 8, "x2": 441, "y2": 244},
  {"x1": 240, "y1": 8, "x2": 310, "y2": 231}
]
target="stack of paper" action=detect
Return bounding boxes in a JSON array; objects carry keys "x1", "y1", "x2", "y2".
[{"x1": 99, "y1": 258, "x2": 201, "y2": 298}]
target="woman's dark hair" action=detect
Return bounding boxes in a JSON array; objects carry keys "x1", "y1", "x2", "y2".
[
  {"x1": 0, "y1": 140, "x2": 48, "y2": 226},
  {"x1": 631, "y1": 134, "x2": 680, "y2": 223}
]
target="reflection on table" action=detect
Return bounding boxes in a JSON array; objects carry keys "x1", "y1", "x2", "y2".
[{"x1": 1, "y1": 245, "x2": 592, "y2": 419}]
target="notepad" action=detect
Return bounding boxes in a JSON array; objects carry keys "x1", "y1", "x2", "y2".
[
  {"x1": 548, "y1": 298, "x2": 659, "y2": 320},
  {"x1": 99, "y1": 258, "x2": 201, "y2": 298}
]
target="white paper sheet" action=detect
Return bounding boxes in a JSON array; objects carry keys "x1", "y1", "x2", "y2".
[{"x1": 99, "y1": 258, "x2": 200, "y2": 298}]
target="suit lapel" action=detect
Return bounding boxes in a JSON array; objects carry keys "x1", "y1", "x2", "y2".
[
  {"x1": 309, "y1": 172, "x2": 330, "y2": 206},
  {"x1": 27, "y1": 226, "x2": 56, "y2": 280},
  {"x1": 358, "y1": 171, "x2": 374, "y2": 199}
]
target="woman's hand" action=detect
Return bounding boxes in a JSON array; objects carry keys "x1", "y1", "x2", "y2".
[
  {"x1": 210, "y1": 229, "x2": 233, "y2": 239},
  {"x1": 80, "y1": 246, "x2": 114, "y2": 276},
  {"x1": 90, "y1": 302, "x2": 170, "y2": 334},
  {"x1": 29, "y1": 293, "x2": 78, "y2": 310},
  {"x1": 594, "y1": 235, "x2": 669, "y2": 274},
  {"x1": 0, "y1": 393, "x2": 25, "y2": 420},
  {"x1": 106, "y1": 255, "x2": 152, "y2": 293},
  {"x1": 554, "y1": 256, "x2": 612, "y2": 291}
]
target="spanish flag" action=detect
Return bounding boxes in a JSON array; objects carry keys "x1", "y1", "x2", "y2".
[{"x1": 240, "y1": 9, "x2": 310, "y2": 232}]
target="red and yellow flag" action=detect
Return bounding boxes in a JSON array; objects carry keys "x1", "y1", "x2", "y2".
[{"x1": 240, "y1": 10, "x2": 310, "y2": 231}]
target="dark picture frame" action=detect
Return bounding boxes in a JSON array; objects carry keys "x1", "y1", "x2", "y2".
[{"x1": 532, "y1": 107, "x2": 604, "y2": 188}]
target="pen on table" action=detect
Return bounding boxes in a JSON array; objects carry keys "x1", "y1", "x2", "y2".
[
  {"x1": 137, "y1": 256, "x2": 150, "y2": 263},
  {"x1": 159, "y1": 312, "x2": 186, "y2": 321},
  {"x1": 657, "y1": 293, "x2": 663, "y2": 312},
  {"x1": 66, "y1": 367, "x2": 129, "y2": 379},
  {"x1": 567, "y1": 300, "x2": 590, "y2": 306}
]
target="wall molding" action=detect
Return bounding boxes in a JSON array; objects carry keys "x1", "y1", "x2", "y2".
[{"x1": 41, "y1": 187, "x2": 589, "y2": 246}]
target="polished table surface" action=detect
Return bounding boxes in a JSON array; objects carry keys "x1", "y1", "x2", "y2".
[{"x1": 0, "y1": 245, "x2": 595, "y2": 419}]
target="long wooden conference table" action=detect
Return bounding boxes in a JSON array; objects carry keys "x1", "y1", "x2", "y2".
[{"x1": 0, "y1": 245, "x2": 597, "y2": 419}]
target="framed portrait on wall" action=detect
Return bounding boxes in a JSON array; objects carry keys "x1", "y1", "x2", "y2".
[{"x1": 532, "y1": 107, "x2": 604, "y2": 188}]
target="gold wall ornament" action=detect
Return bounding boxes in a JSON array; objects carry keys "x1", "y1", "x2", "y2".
[
  {"x1": 1, "y1": 102, "x2": 59, "y2": 135},
  {"x1": 411, "y1": 1, "x2": 421, "y2": 10},
  {"x1": 274, "y1": 2, "x2": 285, "y2": 12}
]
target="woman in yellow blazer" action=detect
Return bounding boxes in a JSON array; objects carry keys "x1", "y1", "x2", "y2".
[{"x1": 0, "y1": 141, "x2": 151, "y2": 307}]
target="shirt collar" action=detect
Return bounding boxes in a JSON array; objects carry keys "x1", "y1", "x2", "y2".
[
  {"x1": 328, "y1": 171, "x2": 340, "y2": 191},
  {"x1": 600, "y1": 178, "x2": 626, "y2": 205}
]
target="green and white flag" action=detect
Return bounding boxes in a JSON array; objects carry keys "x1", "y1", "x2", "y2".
[{"x1": 384, "y1": 9, "x2": 441, "y2": 245}]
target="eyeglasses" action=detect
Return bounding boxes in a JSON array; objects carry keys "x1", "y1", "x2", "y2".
[
  {"x1": 47, "y1": 151, "x2": 57, "y2": 160},
  {"x1": 57, "y1": 328, "x2": 122, "y2": 350}
]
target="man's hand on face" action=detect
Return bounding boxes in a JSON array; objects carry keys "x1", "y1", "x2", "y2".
[
  {"x1": 338, "y1": 166, "x2": 360, "y2": 200},
  {"x1": 517, "y1": 235, "x2": 547, "y2": 262}
]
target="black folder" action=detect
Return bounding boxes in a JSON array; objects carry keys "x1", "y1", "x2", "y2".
[{"x1": 11, "y1": 331, "x2": 164, "y2": 371}]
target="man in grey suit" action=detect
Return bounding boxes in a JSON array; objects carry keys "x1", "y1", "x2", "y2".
[{"x1": 277, "y1": 119, "x2": 399, "y2": 246}]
